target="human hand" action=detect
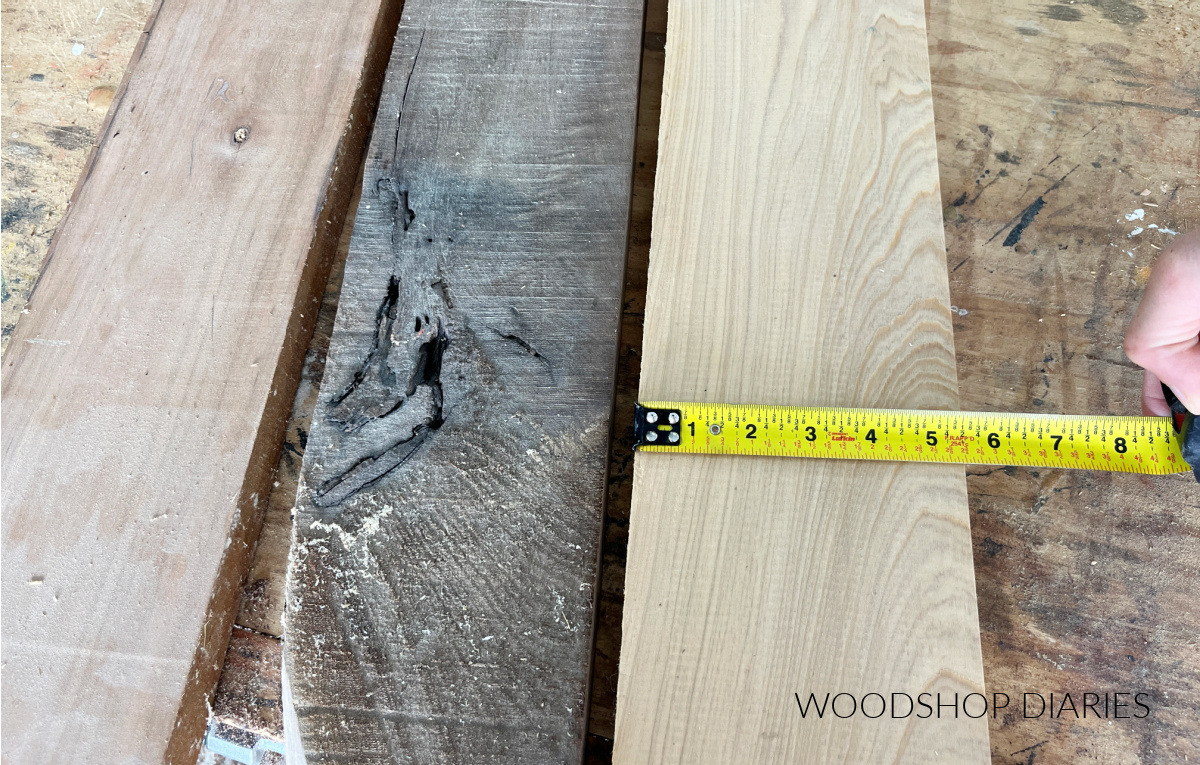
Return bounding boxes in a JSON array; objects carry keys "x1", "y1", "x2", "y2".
[{"x1": 1124, "y1": 226, "x2": 1200, "y2": 416}]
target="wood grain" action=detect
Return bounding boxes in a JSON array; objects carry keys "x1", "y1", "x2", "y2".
[
  {"x1": 282, "y1": 0, "x2": 643, "y2": 761},
  {"x1": 612, "y1": 0, "x2": 990, "y2": 762},
  {"x1": 0, "y1": 0, "x2": 402, "y2": 759}
]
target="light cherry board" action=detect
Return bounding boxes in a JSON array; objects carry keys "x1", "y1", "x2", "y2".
[
  {"x1": 613, "y1": 0, "x2": 990, "y2": 762},
  {"x1": 282, "y1": 0, "x2": 641, "y2": 761},
  {"x1": 0, "y1": 0, "x2": 401, "y2": 760}
]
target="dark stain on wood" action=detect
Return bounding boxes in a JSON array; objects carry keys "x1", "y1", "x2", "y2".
[
  {"x1": 1044, "y1": 4, "x2": 1084, "y2": 22},
  {"x1": 1046, "y1": 0, "x2": 1147, "y2": 25},
  {"x1": 0, "y1": 196, "x2": 48, "y2": 231},
  {"x1": 44, "y1": 124, "x2": 93, "y2": 151},
  {"x1": 1002, "y1": 197, "x2": 1047, "y2": 246},
  {"x1": 1084, "y1": 0, "x2": 1147, "y2": 25}
]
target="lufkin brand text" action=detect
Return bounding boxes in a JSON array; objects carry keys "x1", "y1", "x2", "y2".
[{"x1": 795, "y1": 692, "x2": 1151, "y2": 720}]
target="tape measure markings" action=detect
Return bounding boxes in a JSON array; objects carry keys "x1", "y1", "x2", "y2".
[{"x1": 634, "y1": 402, "x2": 1188, "y2": 476}]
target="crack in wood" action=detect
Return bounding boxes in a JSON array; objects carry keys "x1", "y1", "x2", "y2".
[
  {"x1": 317, "y1": 176, "x2": 453, "y2": 505},
  {"x1": 487, "y1": 326, "x2": 555, "y2": 383},
  {"x1": 391, "y1": 28, "x2": 426, "y2": 166},
  {"x1": 328, "y1": 275, "x2": 402, "y2": 428},
  {"x1": 377, "y1": 178, "x2": 415, "y2": 239},
  {"x1": 315, "y1": 319, "x2": 447, "y2": 507}
]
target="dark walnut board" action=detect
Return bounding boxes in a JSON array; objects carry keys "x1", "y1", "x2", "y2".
[{"x1": 0, "y1": 0, "x2": 402, "y2": 759}]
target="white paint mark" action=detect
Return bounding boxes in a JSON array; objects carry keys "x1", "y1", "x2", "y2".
[
  {"x1": 25, "y1": 338, "x2": 69, "y2": 347},
  {"x1": 95, "y1": 6, "x2": 105, "y2": 22},
  {"x1": 1125, "y1": 209, "x2": 1145, "y2": 221},
  {"x1": 1129, "y1": 227, "x2": 1144, "y2": 237},
  {"x1": 1147, "y1": 224, "x2": 1179, "y2": 235},
  {"x1": 71, "y1": 43, "x2": 84, "y2": 56}
]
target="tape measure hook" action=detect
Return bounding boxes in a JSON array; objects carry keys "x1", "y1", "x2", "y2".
[{"x1": 634, "y1": 404, "x2": 682, "y2": 448}]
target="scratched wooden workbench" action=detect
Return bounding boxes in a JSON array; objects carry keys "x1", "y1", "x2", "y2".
[
  {"x1": 2, "y1": 0, "x2": 1197, "y2": 762},
  {"x1": 926, "y1": 1, "x2": 1199, "y2": 762}
]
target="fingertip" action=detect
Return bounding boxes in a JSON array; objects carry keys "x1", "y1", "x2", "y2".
[
  {"x1": 1142, "y1": 371, "x2": 1171, "y2": 416},
  {"x1": 1143, "y1": 398, "x2": 1172, "y2": 417}
]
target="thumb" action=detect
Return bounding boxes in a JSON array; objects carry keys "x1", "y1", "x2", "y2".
[{"x1": 1123, "y1": 229, "x2": 1200, "y2": 414}]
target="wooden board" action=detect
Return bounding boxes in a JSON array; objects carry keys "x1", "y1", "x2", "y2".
[
  {"x1": 282, "y1": 0, "x2": 643, "y2": 761},
  {"x1": 234, "y1": 176, "x2": 363, "y2": 642},
  {"x1": 612, "y1": 0, "x2": 990, "y2": 762},
  {"x1": 0, "y1": 0, "x2": 403, "y2": 759}
]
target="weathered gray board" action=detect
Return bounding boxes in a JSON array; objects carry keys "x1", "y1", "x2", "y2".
[{"x1": 283, "y1": 1, "x2": 643, "y2": 761}]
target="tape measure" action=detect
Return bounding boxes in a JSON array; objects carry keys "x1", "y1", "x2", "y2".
[{"x1": 633, "y1": 402, "x2": 1197, "y2": 477}]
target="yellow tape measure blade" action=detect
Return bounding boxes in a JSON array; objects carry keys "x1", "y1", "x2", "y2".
[{"x1": 635, "y1": 403, "x2": 1189, "y2": 476}]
